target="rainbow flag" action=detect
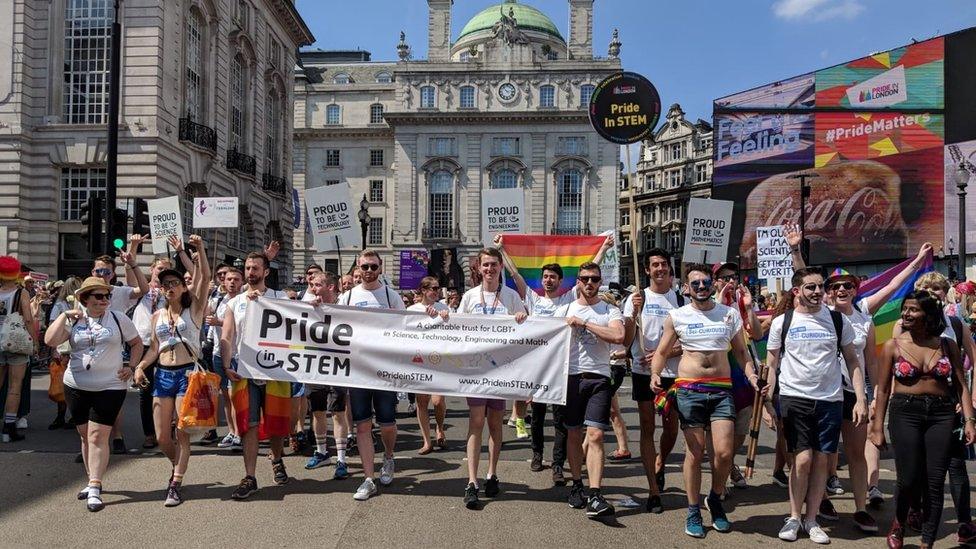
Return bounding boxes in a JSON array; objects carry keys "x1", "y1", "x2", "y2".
[
  {"x1": 231, "y1": 379, "x2": 292, "y2": 438},
  {"x1": 502, "y1": 234, "x2": 607, "y2": 296},
  {"x1": 857, "y1": 252, "x2": 934, "y2": 352}
]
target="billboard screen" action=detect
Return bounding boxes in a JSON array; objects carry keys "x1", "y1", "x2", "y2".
[
  {"x1": 714, "y1": 112, "x2": 814, "y2": 185},
  {"x1": 814, "y1": 112, "x2": 944, "y2": 167},
  {"x1": 715, "y1": 73, "x2": 815, "y2": 110}
]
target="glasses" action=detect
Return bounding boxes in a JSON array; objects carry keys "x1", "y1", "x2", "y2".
[
  {"x1": 360, "y1": 264, "x2": 380, "y2": 272},
  {"x1": 161, "y1": 279, "x2": 183, "y2": 289},
  {"x1": 216, "y1": 271, "x2": 228, "y2": 278},
  {"x1": 89, "y1": 292, "x2": 111, "y2": 301},
  {"x1": 717, "y1": 274, "x2": 738, "y2": 282},
  {"x1": 578, "y1": 275, "x2": 602, "y2": 284},
  {"x1": 689, "y1": 279, "x2": 713, "y2": 290},
  {"x1": 93, "y1": 268, "x2": 112, "y2": 277},
  {"x1": 802, "y1": 283, "x2": 825, "y2": 291},
  {"x1": 830, "y1": 282, "x2": 856, "y2": 291}
]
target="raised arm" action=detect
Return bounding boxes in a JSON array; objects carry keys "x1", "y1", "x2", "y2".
[
  {"x1": 783, "y1": 223, "x2": 806, "y2": 270},
  {"x1": 493, "y1": 235, "x2": 528, "y2": 300},
  {"x1": 122, "y1": 234, "x2": 151, "y2": 298},
  {"x1": 44, "y1": 309, "x2": 81, "y2": 347},
  {"x1": 187, "y1": 234, "x2": 211, "y2": 318},
  {"x1": 591, "y1": 234, "x2": 614, "y2": 266},
  {"x1": 168, "y1": 234, "x2": 195, "y2": 273},
  {"x1": 862, "y1": 243, "x2": 933, "y2": 315}
]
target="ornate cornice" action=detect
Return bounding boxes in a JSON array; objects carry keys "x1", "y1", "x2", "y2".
[
  {"x1": 267, "y1": 0, "x2": 315, "y2": 46},
  {"x1": 383, "y1": 110, "x2": 589, "y2": 126},
  {"x1": 294, "y1": 126, "x2": 394, "y2": 140}
]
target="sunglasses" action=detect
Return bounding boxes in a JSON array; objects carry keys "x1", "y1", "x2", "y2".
[
  {"x1": 830, "y1": 282, "x2": 856, "y2": 291},
  {"x1": 161, "y1": 279, "x2": 183, "y2": 289},
  {"x1": 717, "y1": 274, "x2": 738, "y2": 282},
  {"x1": 93, "y1": 268, "x2": 112, "y2": 277},
  {"x1": 689, "y1": 279, "x2": 713, "y2": 290},
  {"x1": 360, "y1": 264, "x2": 380, "y2": 272},
  {"x1": 802, "y1": 283, "x2": 825, "y2": 291},
  {"x1": 89, "y1": 292, "x2": 112, "y2": 301},
  {"x1": 578, "y1": 275, "x2": 602, "y2": 284}
]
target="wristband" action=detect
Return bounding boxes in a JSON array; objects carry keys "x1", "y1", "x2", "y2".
[{"x1": 966, "y1": 417, "x2": 976, "y2": 424}]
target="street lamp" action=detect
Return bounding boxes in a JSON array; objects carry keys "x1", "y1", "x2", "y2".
[
  {"x1": 787, "y1": 172, "x2": 815, "y2": 264},
  {"x1": 358, "y1": 194, "x2": 371, "y2": 251},
  {"x1": 949, "y1": 237, "x2": 958, "y2": 282},
  {"x1": 955, "y1": 161, "x2": 970, "y2": 280}
]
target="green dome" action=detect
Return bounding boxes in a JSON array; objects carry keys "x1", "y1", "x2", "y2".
[{"x1": 457, "y1": 1, "x2": 564, "y2": 42}]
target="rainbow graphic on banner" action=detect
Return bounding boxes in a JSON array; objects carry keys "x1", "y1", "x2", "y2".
[
  {"x1": 857, "y1": 252, "x2": 934, "y2": 352},
  {"x1": 502, "y1": 235, "x2": 607, "y2": 296}
]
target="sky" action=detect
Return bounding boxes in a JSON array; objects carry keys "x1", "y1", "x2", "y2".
[{"x1": 295, "y1": 0, "x2": 974, "y2": 126}]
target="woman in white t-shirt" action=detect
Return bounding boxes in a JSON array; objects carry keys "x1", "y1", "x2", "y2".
[
  {"x1": 406, "y1": 276, "x2": 450, "y2": 454},
  {"x1": 0, "y1": 255, "x2": 36, "y2": 442},
  {"x1": 44, "y1": 277, "x2": 144, "y2": 512}
]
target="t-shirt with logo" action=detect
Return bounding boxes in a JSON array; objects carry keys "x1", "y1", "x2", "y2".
[
  {"x1": 338, "y1": 285, "x2": 407, "y2": 311},
  {"x1": 407, "y1": 301, "x2": 450, "y2": 314},
  {"x1": 831, "y1": 302, "x2": 871, "y2": 393},
  {"x1": 525, "y1": 290, "x2": 575, "y2": 318},
  {"x1": 623, "y1": 288, "x2": 682, "y2": 376},
  {"x1": 63, "y1": 311, "x2": 139, "y2": 392},
  {"x1": 226, "y1": 288, "x2": 290, "y2": 358},
  {"x1": 554, "y1": 300, "x2": 623, "y2": 378},
  {"x1": 668, "y1": 303, "x2": 743, "y2": 352},
  {"x1": 458, "y1": 285, "x2": 526, "y2": 316},
  {"x1": 767, "y1": 306, "x2": 856, "y2": 402}
]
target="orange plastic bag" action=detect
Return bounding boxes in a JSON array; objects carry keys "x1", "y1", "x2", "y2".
[
  {"x1": 48, "y1": 358, "x2": 65, "y2": 404},
  {"x1": 177, "y1": 365, "x2": 221, "y2": 432}
]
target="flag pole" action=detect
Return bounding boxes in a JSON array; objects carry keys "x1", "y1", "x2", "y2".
[{"x1": 624, "y1": 144, "x2": 647, "y2": 358}]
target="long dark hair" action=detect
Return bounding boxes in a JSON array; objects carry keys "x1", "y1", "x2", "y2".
[{"x1": 902, "y1": 290, "x2": 947, "y2": 338}]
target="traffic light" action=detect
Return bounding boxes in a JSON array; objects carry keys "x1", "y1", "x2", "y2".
[
  {"x1": 109, "y1": 207, "x2": 128, "y2": 252},
  {"x1": 132, "y1": 198, "x2": 149, "y2": 236},
  {"x1": 79, "y1": 196, "x2": 104, "y2": 256}
]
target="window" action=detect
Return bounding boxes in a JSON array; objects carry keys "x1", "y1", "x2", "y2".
[
  {"x1": 668, "y1": 142, "x2": 683, "y2": 161},
  {"x1": 63, "y1": 0, "x2": 113, "y2": 124},
  {"x1": 491, "y1": 169, "x2": 517, "y2": 189},
  {"x1": 370, "y1": 149, "x2": 384, "y2": 167},
  {"x1": 325, "y1": 179, "x2": 339, "y2": 186},
  {"x1": 645, "y1": 173, "x2": 657, "y2": 190},
  {"x1": 668, "y1": 231, "x2": 682, "y2": 252},
  {"x1": 546, "y1": 50, "x2": 558, "y2": 61},
  {"x1": 326, "y1": 149, "x2": 340, "y2": 167},
  {"x1": 557, "y1": 137, "x2": 585, "y2": 156},
  {"x1": 234, "y1": 0, "x2": 250, "y2": 30},
  {"x1": 620, "y1": 209, "x2": 630, "y2": 226},
  {"x1": 369, "y1": 180, "x2": 384, "y2": 202},
  {"x1": 429, "y1": 137, "x2": 456, "y2": 156},
  {"x1": 668, "y1": 169, "x2": 682, "y2": 188},
  {"x1": 650, "y1": 152, "x2": 658, "y2": 164},
  {"x1": 333, "y1": 73, "x2": 350, "y2": 84},
  {"x1": 229, "y1": 54, "x2": 247, "y2": 152},
  {"x1": 181, "y1": 192, "x2": 197, "y2": 235},
  {"x1": 620, "y1": 237, "x2": 631, "y2": 258},
  {"x1": 420, "y1": 86, "x2": 436, "y2": 108},
  {"x1": 556, "y1": 169, "x2": 583, "y2": 234},
  {"x1": 265, "y1": 91, "x2": 280, "y2": 176},
  {"x1": 459, "y1": 51, "x2": 470, "y2": 63},
  {"x1": 375, "y1": 72, "x2": 392, "y2": 84},
  {"x1": 60, "y1": 167, "x2": 106, "y2": 221},
  {"x1": 267, "y1": 35, "x2": 281, "y2": 69},
  {"x1": 643, "y1": 230, "x2": 657, "y2": 252},
  {"x1": 369, "y1": 103, "x2": 384, "y2": 124},
  {"x1": 699, "y1": 138, "x2": 712, "y2": 151},
  {"x1": 326, "y1": 104, "x2": 340, "y2": 125},
  {"x1": 183, "y1": 9, "x2": 204, "y2": 121},
  {"x1": 491, "y1": 137, "x2": 520, "y2": 156},
  {"x1": 368, "y1": 217, "x2": 383, "y2": 246},
  {"x1": 428, "y1": 170, "x2": 453, "y2": 238},
  {"x1": 695, "y1": 163, "x2": 708, "y2": 183},
  {"x1": 540, "y1": 85, "x2": 555, "y2": 107},
  {"x1": 460, "y1": 86, "x2": 475, "y2": 109},
  {"x1": 580, "y1": 84, "x2": 595, "y2": 107},
  {"x1": 646, "y1": 205, "x2": 657, "y2": 223},
  {"x1": 227, "y1": 223, "x2": 249, "y2": 251}
]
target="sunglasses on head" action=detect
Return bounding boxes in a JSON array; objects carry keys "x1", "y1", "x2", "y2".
[
  {"x1": 578, "y1": 275, "x2": 602, "y2": 284},
  {"x1": 690, "y1": 279, "x2": 713, "y2": 290},
  {"x1": 89, "y1": 292, "x2": 111, "y2": 301},
  {"x1": 830, "y1": 282, "x2": 856, "y2": 291},
  {"x1": 360, "y1": 263, "x2": 380, "y2": 272},
  {"x1": 802, "y1": 283, "x2": 825, "y2": 291}
]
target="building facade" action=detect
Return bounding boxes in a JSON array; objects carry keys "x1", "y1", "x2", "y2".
[
  {"x1": 619, "y1": 103, "x2": 713, "y2": 284},
  {"x1": 293, "y1": 0, "x2": 622, "y2": 288},
  {"x1": 0, "y1": 0, "x2": 312, "y2": 279}
]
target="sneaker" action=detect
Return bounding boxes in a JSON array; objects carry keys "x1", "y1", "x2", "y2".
[
  {"x1": 778, "y1": 517, "x2": 802, "y2": 541},
  {"x1": 76, "y1": 485, "x2": 90, "y2": 500},
  {"x1": 230, "y1": 435, "x2": 243, "y2": 451},
  {"x1": 804, "y1": 520, "x2": 830, "y2": 544},
  {"x1": 586, "y1": 492, "x2": 615, "y2": 518},
  {"x1": 199, "y1": 430, "x2": 218, "y2": 446},
  {"x1": 530, "y1": 452, "x2": 544, "y2": 472},
  {"x1": 515, "y1": 419, "x2": 529, "y2": 439},
  {"x1": 272, "y1": 459, "x2": 289, "y2": 485},
  {"x1": 463, "y1": 482, "x2": 479, "y2": 510},
  {"x1": 906, "y1": 508, "x2": 923, "y2": 532},
  {"x1": 607, "y1": 450, "x2": 632, "y2": 462},
  {"x1": 958, "y1": 521, "x2": 976, "y2": 544},
  {"x1": 568, "y1": 483, "x2": 586, "y2": 509},
  {"x1": 15, "y1": 417, "x2": 27, "y2": 430},
  {"x1": 231, "y1": 476, "x2": 257, "y2": 500},
  {"x1": 772, "y1": 469, "x2": 789, "y2": 488},
  {"x1": 353, "y1": 478, "x2": 377, "y2": 501},
  {"x1": 818, "y1": 498, "x2": 839, "y2": 522},
  {"x1": 111, "y1": 438, "x2": 126, "y2": 455},
  {"x1": 142, "y1": 436, "x2": 158, "y2": 449},
  {"x1": 164, "y1": 482, "x2": 183, "y2": 507},
  {"x1": 729, "y1": 464, "x2": 747, "y2": 489},
  {"x1": 86, "y1": 491, "x2": 104, "y2": 512},
  {"x1": 552, "y1": 464, "x2": 566, "y2": 487},
  {"x1": 484, "y1": 475, "x2": 500, "y2": 498},
  {"x1": 407, "y1": 403, "x2": 417, "y2": 413},
  {"x1": 507, "y1": 417, "x2": 517, "y2": 427},
  {"x1": 868, "y1": 485, "x2": 884, "y2": 507},
  {"x1": 217, "y1": 433, "x2": 236, "y2": 448},
  {"x1": 305, "y1": 451, "x2": 330, "y2": 470},
  {"x1": 646, "y1": 494, "x2": 663, "y2": 514},
  {"x1": 887, "y1": 520, "x2": 904, "y2": 549},
  {"x1": 333, "y1": 461, "x2": 350, "y2": 480},
  {"x1": 686, "y1": 510, "x2": 706, "y2": 538},
  {"x1": 3, "y1": 423, "x2": 24, "y2": 442},
  {"x1": 706, "y1": 492, "x2": 732, "y2": 532},
  {"x1": 656, "y1": 469, "x2": 666, "y2": 491},
  {"x1": 854, "y1": 510, "x2": 879, "y2": 533},
  {"x1": 379, "y1": 457, "x2": 395, "y2": 486},
  {"x1": 826, "y1": 475, "x2": 844, "y2": 495}
]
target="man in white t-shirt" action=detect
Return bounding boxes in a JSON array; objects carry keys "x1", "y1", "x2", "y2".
[
  {"x1": 336, "y1": 250, "x2": 406, "y2": 501},
  {"x1": 298, "y1": 264, "x2": 323, "y2": 302},
  {"x1": 206, "y1": 266, "x2": 242, "y2": 449},
  {"x1": 767, "y1": 267, "x2": 865, "y2": 544},
  {"x1": 555, "y1": 262, "x2": 624, "y2": 519}
]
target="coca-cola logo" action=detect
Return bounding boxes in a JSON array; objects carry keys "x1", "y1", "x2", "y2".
[{"x1": 762, "y1": 186, "x2": 902, "y2": 241}]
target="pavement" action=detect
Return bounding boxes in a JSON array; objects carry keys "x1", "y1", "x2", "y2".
[{"x1": 0, "y1": 371, "x2": 969, "y2": 548}]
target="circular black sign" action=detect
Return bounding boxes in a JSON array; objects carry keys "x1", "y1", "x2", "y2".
[{"x1": 588, "y1": 72, "x2": 662, "y2": 145}]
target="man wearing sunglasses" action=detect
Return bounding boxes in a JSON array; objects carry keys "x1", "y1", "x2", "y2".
[{"x1": 651, "y1": 263, "x2": 757, "y2": 538}]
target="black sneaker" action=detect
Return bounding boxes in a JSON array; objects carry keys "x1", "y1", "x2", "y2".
[
  {"x1": 2, "y1": 422, "x2": 24, "y2": 442},
  {"x1": 818, "y1": 498, "x2": 839, "y2": 522},
  {"x1": 656, "y1": 469, "x2": 666, "y2": 491},
  {"x1": 646, "y1": 494, "x2": 663, "y2": 514},
  {"x1": 484, "y1": 475, "x2": 500, "y2": 498},
  {"x1": 772, "y1": 469, "x2": 789, "y2": 488},
  {"x1": 586, "y1": 492, "x2": 615, "y2": 518},
  {"x1": 552, "y1": 464, "x2": 566, "y2": 486},
  {"x1": 199, "y1": 430, "x2": 219, "y2": 446},
  {"x1": 530, "y1": 452, "x2": 544, "y2": 472},
  {"x1": 568, "y1": 483, "x2": 586, "y2": 509},
  {"x1": 463, "y1": 483, "x2": 479, "y2": 510},
  {"x1": 231, "y1": 476, "x2": 258, "y2": 500},
  {"x1": 272, "y1": 459, "x2": 289, "y2": 485},
  {"x1": 164, "y1": 482, "x2": 183, "y2": 507},
  {"x1": 854, "y1": 510, "x2": 879, "y2": 533},
  {"x1": 111, "y1": 438, "x2": 126, "y2": 455}
]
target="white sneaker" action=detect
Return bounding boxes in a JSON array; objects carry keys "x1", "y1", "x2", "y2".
[
  {"x1": 353, "y1": 478, "x2": 377, "y2": 501},
  {"x1": 217, "y1": 433, "x2": 236, "y2": 448},
  {"x1": 804, "y1": 520, "x2": 830, "y2": 544},
  {"x1": 15, "y1": 417, "x2": 27, "y2": 430},
  {"x1": 778, "y1": 517, "x2": 802, "y2": 541},
  {"x1": 379, "y1": 457, "x2": 395, "y2": 486}
]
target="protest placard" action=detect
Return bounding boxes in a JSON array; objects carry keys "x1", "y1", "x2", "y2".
[
  {"x1": 482, "y1": 188, "x2": 525, "y2": 246},
  {"x1": 147, "y1": 196, "x2": 183, "y2": 253},
  {"x1": 683, "y1": 198, "x2": 734, "y2": 263},
  {"x1": 756, "y1": 225, "x2": 794, "y2": 287},
  {"x1": 305, "y1": 182, "x2": 360, "y2": 251},
  {"x1": 192, "y1": 197, "x2": 238, "y2": 228}
]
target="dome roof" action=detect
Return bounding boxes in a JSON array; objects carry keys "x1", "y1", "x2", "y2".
[{"x1": 457, "y1": 1, "x2": 564, "y2": 42}]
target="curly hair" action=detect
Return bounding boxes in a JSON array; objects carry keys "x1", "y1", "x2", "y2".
[{"x1": 902, "y1": 290, "x2": 947, "y2": 338}]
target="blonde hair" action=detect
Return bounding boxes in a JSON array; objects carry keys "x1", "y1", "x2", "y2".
[{"x1": 914, "y1": 272, "x2": 949, "y2": 292}]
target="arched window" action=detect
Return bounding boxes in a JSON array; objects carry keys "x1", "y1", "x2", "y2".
[
  {"x1": 326, "y1": 104, "x2": 341, "y2": 125},
  {"x1": 460, "y1": 85, "x2": 475, "y2": 109},
  {"x1": 369, "y1": 103, "x2": 384, "y2": 124},
  {"x1": 183, "y1": 9, "x2": 205, "y2": 121},
  {"x1": 420, "y1": 85, "x2": 436, "y2": 108},
  {"x1": 580, "y1": 84, "x2": 595, "y2": 107},
  {"x1": 540, "y1": 84, "x2": 555, "y2": 108},
  {"x1": 333, "y1": 73, "x2": 351, "y2": 84},
  {"x1": 229, "y1": 53, "x2": 247, "y2": 152},
  {"x1": 375, "y1": 72, "x2": 392, "y2": 83},
  {"x1": 556, "y1": 169, "x2": 583, "y2": 234},
  {"x1": 428, "y1": 170, "x2": 453, "y2": 238},
  {"x1": 491, "y1": 168, "x2": 517, "y2": 189},
  {"x1": 265, "y1": 90, "x2": 280, "y2": 176}
]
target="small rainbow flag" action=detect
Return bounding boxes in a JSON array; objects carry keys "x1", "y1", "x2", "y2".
[
  {"x1": 502, "y1": 234, "x2": 607, "y2": 296},
  {"x1": 857, "y1": 251, "x2": 934, "y2": 352}
]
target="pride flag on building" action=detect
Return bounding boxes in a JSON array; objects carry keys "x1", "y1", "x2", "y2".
[
  {"x1": 857, "y1": 252, "x2": 934, "y2": 351},
  {"x1": 502, "y1": 234, "x2": 608, "y2": 296}
]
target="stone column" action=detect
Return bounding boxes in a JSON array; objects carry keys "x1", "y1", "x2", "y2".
[
  {"x1": 427, "y1": 0, "x2": 452, "y2": 62},
  {"x1": 568, "y1": 0, "x2": 593, "y2": 59}
]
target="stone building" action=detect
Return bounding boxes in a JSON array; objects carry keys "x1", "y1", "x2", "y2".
[
  {"x1": 0, "y1": 0, "x2": 312, "y2": 279},
  {"x1": 618, "y1": 103, "x2": 713, "y2": 284},
  {"x1": 293, "y1": 0, "x2": 623, "y2": 288}
]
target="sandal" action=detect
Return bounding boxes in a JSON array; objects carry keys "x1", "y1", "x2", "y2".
[
  {"x1": 418, "y1": 444, "x2": 434, "y2": 455},
  {"x1": 435, "y1": 435, "x2": 446, "y2": 449},
  {"x1": 607, "y1": 450, "x2": 632, "y2": 462}
]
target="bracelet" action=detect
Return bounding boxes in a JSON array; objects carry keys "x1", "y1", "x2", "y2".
[{"x1": 966, "y1": 417, "x2": 976, "y2": 424}]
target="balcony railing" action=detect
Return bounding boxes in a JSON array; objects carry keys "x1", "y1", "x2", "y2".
[
  {"x1": 422, "y1": 222, "x2": 460, "y2": 241},
  {"x1": 550, "y1": 223, "x2": 591, "y2": 236},
  {"x1": 179, "y1": 117, "x2": 217, "y2": 154},
  {"x1": 227, "y1": 149, "x2": 256, "y2": 176},
  {"x1": 262, "y1": 172, "x2": 287, "y2": 196}
]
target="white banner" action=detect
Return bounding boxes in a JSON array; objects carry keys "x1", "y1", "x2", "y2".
[
  {"x1": 682, "y1": 198, "x2": 734, "y2": 263},
  {"x1": 598, "y1": 229, "x2": 619, "y2": 285},
  {"x1": 147, "y1": 196, "x2": 183, "y2": 253},
  {"x1": 482, "y1": 188, "x2": 525, "y2": 246},
  {"x1": 238, "y1": 297, "x2": 571, "y2": 404},
  {"x1": 193, "y1": 197, "x2": 239, "y2": 228},
  {"x1": 305, "y1": 182, "x2": 360, "y2": 251},
  {"x1": 756, "y1": 225, "x2": 794, "y2": 287}
]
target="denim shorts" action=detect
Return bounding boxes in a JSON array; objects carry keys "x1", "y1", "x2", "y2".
[
  {"x1": 675, "y1": 388, "x2": 736, "y2": 430},
  {"x1": 780, "y1": 395, "x2": 843, "y2": 454},
  {"x1": 152, "y1": 364, "x2": 194, "y2": 398},
  {"x1": 349, "y1": 387, "x2": 397, "y2": 426}
]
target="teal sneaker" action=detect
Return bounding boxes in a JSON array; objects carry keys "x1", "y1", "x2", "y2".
[
  {"x1": 686, "y1": 510, "x2": 705, "y2": 538},
  {"x1": 305, "y1": 451, "x2": 330, "y2": 470},
  {"x1": 706, "y1": 492, "x2": 732, "y2": 533},
  {"x1": 333, "y1": 461, "x2": 350, "y2": 480}
]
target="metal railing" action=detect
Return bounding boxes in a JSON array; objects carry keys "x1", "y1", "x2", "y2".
[
  {"x1": 178, "y1": 117, "x2": 217, "y2": 153},
  {"x1": 227, "y1": 149, "x2": 256, "y2": 176},
  {"x1": 261, "y1": 172, "x2": 287, "y2": 196}
]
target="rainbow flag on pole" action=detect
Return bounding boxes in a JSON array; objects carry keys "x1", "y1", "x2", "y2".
[
  {"x1": 503, "y1": 234, "x2": 607, "y2": 296},
  {"x1": 857, "y1": 252, "x2": 934, "y2": 352}
]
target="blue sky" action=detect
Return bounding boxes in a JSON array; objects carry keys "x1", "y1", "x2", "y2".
[{"x1": 296, "y1": 0, "x2": 974, "y2": 125}]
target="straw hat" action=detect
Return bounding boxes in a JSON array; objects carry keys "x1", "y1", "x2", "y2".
[{"x1": 75, "y1": 276, "x2": 113, "y2": 299}]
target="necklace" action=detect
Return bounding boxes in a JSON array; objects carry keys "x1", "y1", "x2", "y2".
[{"x1": 479, "y1": 285, "x2": 500, "y2": 315}]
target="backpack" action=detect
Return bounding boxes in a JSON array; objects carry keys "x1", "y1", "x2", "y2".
[{"x1": 779, "y1": 308, "x2": 845, "y2": 357}]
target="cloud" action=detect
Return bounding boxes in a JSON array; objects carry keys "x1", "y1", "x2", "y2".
[{"x1": 772, "y1": 0, "x2": 865, "y2": 21}]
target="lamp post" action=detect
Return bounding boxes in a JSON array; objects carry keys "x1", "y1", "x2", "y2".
[
  {"x1": 787, "y1": 172, "x2": 815, "y2": 264},
  {"x1": 357, "y1": 194, "x2": 371, "y2": 251},
  {"x1": 949, "y1": 237, "x2": 958, "y2": 282},
  {"x1": 955, "y1": 162, "x2": 970, "y2": 280}
]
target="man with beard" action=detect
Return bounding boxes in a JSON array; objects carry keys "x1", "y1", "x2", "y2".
[
  {"x1": 652, "y1": 264, "x2": 757, "y2": 538},
  {"x1": 206, "y1": 267, "x2": 243, "y2": 450}
]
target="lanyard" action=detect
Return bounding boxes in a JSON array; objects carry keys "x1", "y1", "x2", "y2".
[
  {"x1": 83, "y1": 312, "x2": 104, "y2": 368},
  {"x1": 480, "y1": 287, "x2": 500, "y2": 315}
]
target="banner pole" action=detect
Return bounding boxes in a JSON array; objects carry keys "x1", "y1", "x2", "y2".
[
  {"x1": 211, "y1": 230, "x2": 220, "y2": 275},
  {"x1": 624, "y1": 144, "x2": 647, "y2": 358}
]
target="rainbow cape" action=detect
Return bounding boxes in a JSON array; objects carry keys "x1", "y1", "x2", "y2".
[
  {"x1": 857, "y1": 251, "x2": 934, "y2": 353},
  {"x1": 502, "y1": 234, "x2": 607, "y2": 296},
  {"x1": 231, "y1": 379, "x2": 292, "y2": 438}
]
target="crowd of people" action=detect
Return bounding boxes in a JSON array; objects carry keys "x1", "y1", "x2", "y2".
[{"x1": 2, "y1": 229, "x2": 976, "y2": 548}]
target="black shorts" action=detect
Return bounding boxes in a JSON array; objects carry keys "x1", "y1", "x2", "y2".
[
  {"x1": 780, "y1": 395, "x2": 843, "y2": 454},
  {"x1": 631, "y1": 372, "x2": 674, "y2": 403},
  {"x1": 842, "y1": 390, "x2": 856, "y2": 422},
  {"x1": 565, "y1": 373, "x2": 612, "y2": 430},
  {"x1": 64, "y1": 385, "x2": 127, "y2": 427},
  {"x1": 308, "y1": 385, "x2": 346, "y2": 413},
  {"x1": 609, "y1": 364, "x2": 627, "y2": 397}
]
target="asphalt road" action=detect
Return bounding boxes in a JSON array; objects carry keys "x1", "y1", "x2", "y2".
[{"x1": 0, "y1": 371, "x2": 968, "y2": 548}]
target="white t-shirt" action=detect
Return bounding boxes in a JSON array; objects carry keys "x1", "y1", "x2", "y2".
[
  {"x1": 407, "y1": 301, "x2": 450, "y2": 313},
  {"x1": 555, "y1": 300, "x2": 623, "y2": 377},
  {"x1": 459, "y1": 285, "x2": 526, "y2": 316},
  {"x1": 623, "y1": 288, "x2": 683, "y2": 376},
  {"x1": 130, "y1": 286, "x2": 166, "y2": 345},
  {"x1": 300, "y1": 289, "x2": 317, "y2": 303},
  {"x1": 669, "y1": 303, "x2": 743, "y2": 352},
  {"x1": 63, "y1": 311, "x2": 139, "y2": 391},
  {"x1": 525, "y1": 290, "x2": 576, "y2": 318},
  {"x1": 832, "y1": 302, "x2": 872, "y2": 392},
  {"x1": 209, "y1": 295, "x2": 236, "y2": 357},
  {"x1": 49, "y1": 299, "x2": 72, "y2": 323},
  {"x1": 767, "y1": 306, "x2": 856, "y2": 402},
  {"x1": 109, "y1": 284, "x2": 137, "y2": 313},
  {"x1": 226, "y1": 288, "x2": 289, "y2": 358},
  {"x1": 338, "y1": 285, "x2": 407, "y2": 310}
]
